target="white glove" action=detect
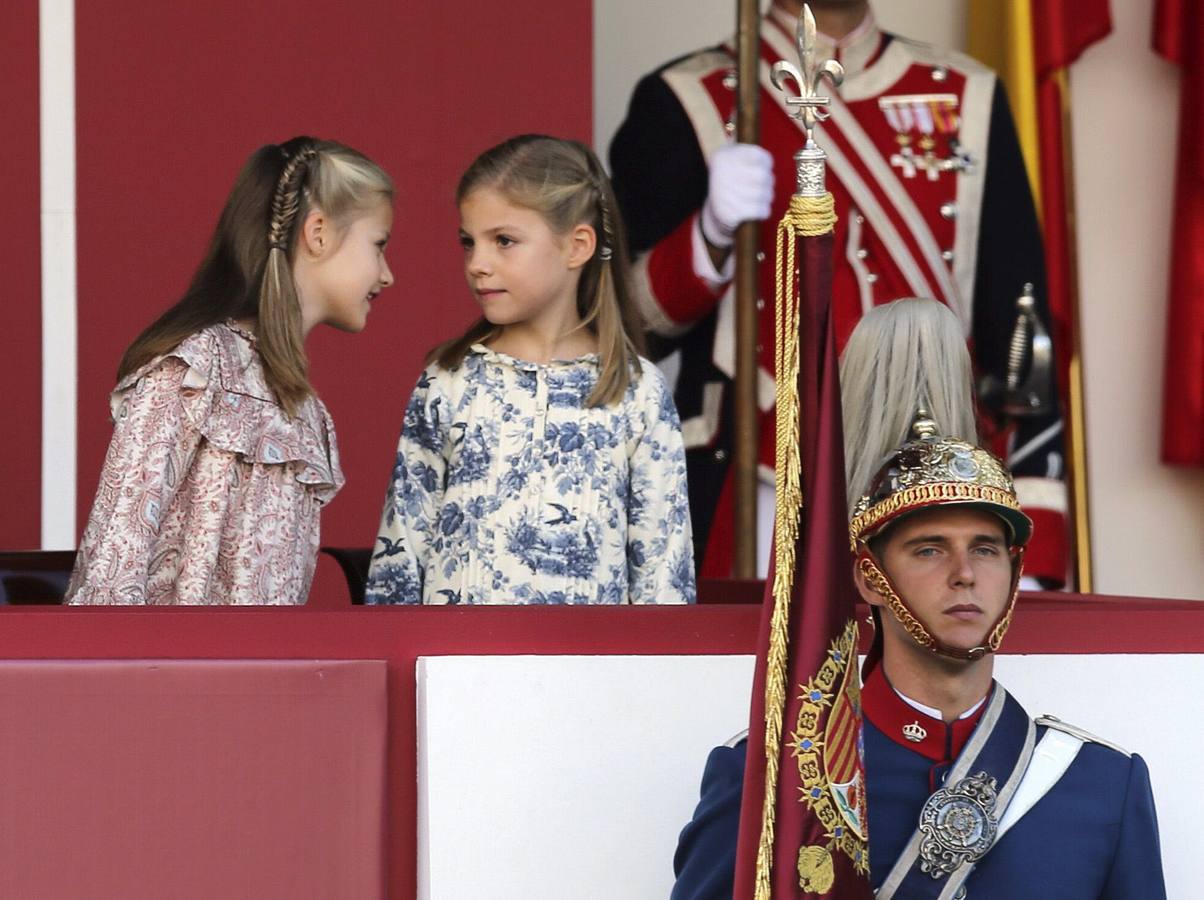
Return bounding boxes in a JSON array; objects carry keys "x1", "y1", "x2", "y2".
[{"x1": 699, "y1": 142, "x2": 775, "y2": 249}]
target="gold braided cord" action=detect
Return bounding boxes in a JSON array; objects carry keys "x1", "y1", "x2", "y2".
[
  {"x1": 848, "y1": 483, "x2": 1024, "y2": 551},
  {"x1": 788, "y1": 192, "x2": 838, "y2": 237},
  {"x1": 752, "y1": 190, "x2": 836, "y2": 900}
]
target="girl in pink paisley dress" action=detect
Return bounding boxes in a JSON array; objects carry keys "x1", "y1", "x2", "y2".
[{"x1": 67, "y1": 137, "x2": 394, "y2": 605}]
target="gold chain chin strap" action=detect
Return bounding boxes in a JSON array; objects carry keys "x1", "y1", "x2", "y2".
[
  {"x1": 857, "y1": 557, "x2": 936, "y2": 649},
  {"x1": 858, "y1": 550, "x2": 1026, "y2": 660},
  {"x1": 987, "y1": 547, "x2": 1026, "y2": 651},
  {"x1": 753, "y1": 190, "x2": 836, "y2": 899}
]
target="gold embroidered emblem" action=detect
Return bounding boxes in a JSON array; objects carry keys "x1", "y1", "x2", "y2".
[
  {"x1": 797, "y1": 844, "x2": 836, "y2": 892},
  {"x1": 790, "y1": 619, "x2": 870, "y2": 885}
]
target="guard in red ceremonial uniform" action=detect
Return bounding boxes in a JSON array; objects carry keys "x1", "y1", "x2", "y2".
[
  {"x1": 610, "y1": 1, "x2": 1069, "y2": 582},
  {"x1": 669, "y1": 418, "x2": 1166, "y2": 898}
]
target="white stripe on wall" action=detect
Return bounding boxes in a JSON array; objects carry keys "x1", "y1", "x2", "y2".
[{"x1": 39, "y1": 0, "x2": 77, "y2": 549}]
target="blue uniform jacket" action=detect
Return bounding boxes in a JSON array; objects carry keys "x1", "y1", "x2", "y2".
[{"x1": 671, "y1": 679, "x2": 1166, "y2": 898}]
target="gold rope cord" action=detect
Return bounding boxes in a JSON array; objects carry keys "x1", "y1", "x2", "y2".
[
  {"x1": 753, "y1": 192, "x2": 836, "y2": 899},
  {"x1": 792, "y1": 194, "x2": 838, "y2": 237}
]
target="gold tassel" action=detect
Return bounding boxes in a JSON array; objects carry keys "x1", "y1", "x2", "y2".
[{"x1": 753, "y1": 190, "x2": 836, "y2": 899}]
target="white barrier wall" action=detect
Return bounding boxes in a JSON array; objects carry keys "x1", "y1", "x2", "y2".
[
  {"x1": 417, "y1": 655, "x2": 756, "y2": 900},
  {"x1": 418, "y1": 654, "x2": 1202, "y2": 899}
]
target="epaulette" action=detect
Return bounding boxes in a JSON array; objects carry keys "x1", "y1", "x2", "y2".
[
  {"x1": 723, "y1": 728, "x2": 750, "y2": 748},
  {"x1": 654, "y1": 44, "x2": 731, "y2": 79},
  {"x1": 1035, "y1": 715, "x2": 1132, "y2": 757},
  {"x1": 659, "y1": 47, "x2": 734, "y2": 84}
]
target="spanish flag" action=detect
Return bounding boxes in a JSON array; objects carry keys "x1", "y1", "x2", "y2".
[
  {"x1": 967, "y1": 0, "x2": 1112, "y2": 403},
  {"x1": 968, "y1": 1, "x2": 1111, "y2": 587},
  {"x1": 1154, "y1": 0, "x2": 1204, "y2": 466}
]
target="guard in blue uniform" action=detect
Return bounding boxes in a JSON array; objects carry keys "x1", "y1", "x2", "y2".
[{"x1": 671, "y1": 420, "x2": 1166, "y2": 898}]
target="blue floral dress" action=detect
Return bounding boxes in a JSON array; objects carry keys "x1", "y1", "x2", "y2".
[{"x1": 364, "y1": 344, "x2": 695, "y2": 604}]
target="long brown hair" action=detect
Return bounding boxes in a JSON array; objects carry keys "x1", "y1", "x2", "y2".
[
  {"x1": 433, "y1": 135, "x2": 644, "y2": 407},
  {"x1": 118, "y1": 136, "x2": 393, "y2": 415}
]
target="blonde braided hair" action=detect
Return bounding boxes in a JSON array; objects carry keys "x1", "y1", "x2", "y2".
[
  {"x1": 267, "y1": 143, "x2": 319, "y2": 252},
  {"x1": 259, "y1": 141, "x2": 319, "y2": 413}
]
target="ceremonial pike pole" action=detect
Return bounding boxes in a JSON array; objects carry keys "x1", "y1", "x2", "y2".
[{"x1": 731, "y1": 7, "x2": 875, "y2": 899}]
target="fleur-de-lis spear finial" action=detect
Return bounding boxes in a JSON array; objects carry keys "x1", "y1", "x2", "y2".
[
  {"x1": 770, "y1": 5, "x2": 845, "y2": 195},
  {"x1": 771, "y1": 5, "x2": 845, "y2": 140}
]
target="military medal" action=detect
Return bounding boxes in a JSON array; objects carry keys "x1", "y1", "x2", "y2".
[
  {"x1": 880, "y1": 94, "x2": 974, "y2": 180},
  {"x1": 881, "y1": 99, "x2": 917, "y2": 177}
]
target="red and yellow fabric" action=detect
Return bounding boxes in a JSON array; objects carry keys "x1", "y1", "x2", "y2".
[
  {"x1": 968, "y1": 0, "x2": 1112, "y2": 402},
  {"x1": 1153, "y1": 0, "x2": 1204, "y2": 466},
  {"x1": 967, "y1": 0, "x2": 1110, "y2": 588}
]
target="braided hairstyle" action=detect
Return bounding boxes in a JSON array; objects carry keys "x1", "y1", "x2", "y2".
[
  {"x1": 119, "y1": 136, "x2": 393, "y2": 415},
  {"x1": 257, "y1": 140, "x2": 321, "y2": 410},
  {"x1": 433, "y1": 134, "x2": 644, "y2": 407}
]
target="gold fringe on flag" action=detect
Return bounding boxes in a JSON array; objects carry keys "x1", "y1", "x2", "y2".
[{"x1": 754, "y1": 191, "x2": 837, "y2": 899}]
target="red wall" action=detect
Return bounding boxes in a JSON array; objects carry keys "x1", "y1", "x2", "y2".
[
  {"x1": 72, "y1": 3, "x2": 593, "y2": 597},
  {"x1": 2, "y1": 0, "x2": 42, "y2": 548}
]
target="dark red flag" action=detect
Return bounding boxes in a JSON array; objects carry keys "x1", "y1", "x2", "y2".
[
  {"x1": 1031, "y1": 0, "x2": 1112, "y2": 402},
  {"x1": 1155, "y1": 0, "x2": 1204, "y2": 466},
  {"x1": 1031, "y1": 0, "x2": 1112, "y2": 74},
  {"x1": 732, "y1": 219, "x2": 873, "y2": 898}
]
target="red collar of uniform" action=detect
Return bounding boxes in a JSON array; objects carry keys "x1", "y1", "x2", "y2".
[{"x1": 861, "y1": 665, "x2": 988, "y2": 763}]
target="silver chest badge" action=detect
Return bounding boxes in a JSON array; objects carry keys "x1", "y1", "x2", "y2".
[{"x1": 917, "y1": 770, "x2": 1000, "y2": 878}]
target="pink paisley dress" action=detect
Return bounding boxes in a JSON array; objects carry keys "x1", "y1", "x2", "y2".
[{"x1": 65, "y1": 321, "x2": 344, "y2": 605}]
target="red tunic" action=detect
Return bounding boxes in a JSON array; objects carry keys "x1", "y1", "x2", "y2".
[{"x1": 610, "y1": 14, "x2": 1069, "y2": 581}]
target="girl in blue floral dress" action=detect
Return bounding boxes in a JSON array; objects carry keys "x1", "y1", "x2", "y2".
[{"x1": 365, "y1": 135, "x2": 695, "y2": 604}]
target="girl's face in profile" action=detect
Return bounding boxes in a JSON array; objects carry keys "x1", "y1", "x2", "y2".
[
  {"x1": 302, "y1": 200, "x2": 395, "y2": 334},
  {"x1": 458, "y1": 188, "x2": 586, "y2": 331}
]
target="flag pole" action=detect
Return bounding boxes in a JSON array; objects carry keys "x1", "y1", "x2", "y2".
[
  {"x1": 733, "y1": 0, "x2": 761, "y2": 577},
  {"x1": 1056, "y1": 69, "x2": 1094, "y2": 592},
  {"x1": 731, "y1": 8, "x2": 872, "y2": 897}
]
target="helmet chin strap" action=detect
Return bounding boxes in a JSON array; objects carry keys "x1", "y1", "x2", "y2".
[{"x1": 855, "y1": 547, "x2": 1026, "y2": 662}]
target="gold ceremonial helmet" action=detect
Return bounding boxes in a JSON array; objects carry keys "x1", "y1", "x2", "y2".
[{"x1": 850, "y1": 411, "x2": 1033, "y2": 662}]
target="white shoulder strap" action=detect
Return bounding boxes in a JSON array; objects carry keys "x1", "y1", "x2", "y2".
[
  {"x1": 723, "y1": 728, "x2": 750, "y2": 748},
  {"x1": 995, "y1": 721, "x2": 1084, "y2": 840}
]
